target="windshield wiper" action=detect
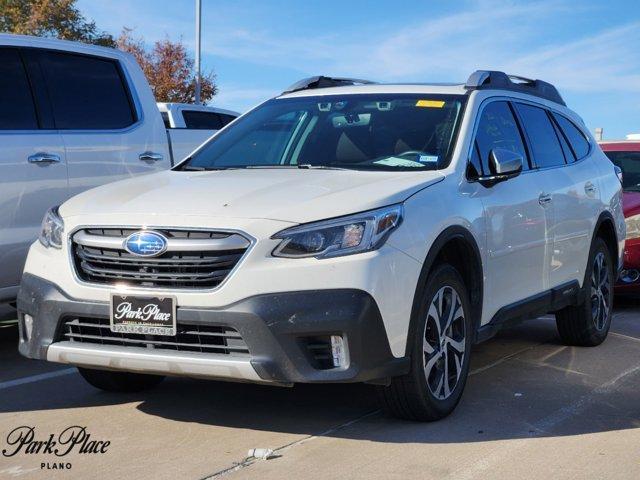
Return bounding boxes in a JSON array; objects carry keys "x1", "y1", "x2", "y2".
[
  {"x1": 241, "y1": 165, "x2": 348, "y2": 170},
  {"x1": 179, "y1": 165, "x2": 239, "y2": 171},
  {"x1": 242, "y1": 164, "x2": 347, "y2": 170},
  {"x1": 243, "y1": 165, "x2": 298, "y2": 169},
  {"x1": 180, "y1": 164, "x2": 349, "y2": 171},
  {"x1": 297, "y1": 164, "x2": 349, "y2": 170},
  {"x1": 179, "y1": 165, "x2": 206, "y2": 171}
]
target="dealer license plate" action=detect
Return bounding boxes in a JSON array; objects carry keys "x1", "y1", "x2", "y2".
[{"x1": 110, "y1": 294, "x2": 176, "y2": 336}]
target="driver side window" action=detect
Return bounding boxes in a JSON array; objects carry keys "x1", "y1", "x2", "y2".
[{"x1": 473, "y1": 101, "x2": 529, "y2": 175}]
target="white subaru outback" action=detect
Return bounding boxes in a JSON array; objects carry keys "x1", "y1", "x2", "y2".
[{"x1": 18, "y1": 71, "x2": 624, "y2": 421}]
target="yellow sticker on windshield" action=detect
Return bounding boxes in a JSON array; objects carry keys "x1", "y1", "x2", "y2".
[{"x1": 416, "y1": 100, "x2": 445, "y2": 108}]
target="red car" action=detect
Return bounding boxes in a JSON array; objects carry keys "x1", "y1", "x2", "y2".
[{"x1": 600, "y1": 140, "x2": 640, "y2": 294}]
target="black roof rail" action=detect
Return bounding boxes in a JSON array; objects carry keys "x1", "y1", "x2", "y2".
[
  {"x1": 464, "y1": 70, "x2": 566, "y2": 106},
  {"x1": 282, "y1": 76, "x2": 376, "y2": 94}
]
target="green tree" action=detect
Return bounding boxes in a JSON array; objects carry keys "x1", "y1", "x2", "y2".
[
  {"x1": 0, "y1": 0, "x2": 115, "y2": 46},
  {"x1": 117, "y1": 28, "x2": 217, "y2": 104}
]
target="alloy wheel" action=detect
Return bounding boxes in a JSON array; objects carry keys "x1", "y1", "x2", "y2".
[
  {"x1": 423, "y1": 285, "x2": 466, "y2": 400},
  {"x1": 591, "y1": 251, "x2": 611, "y2": 331}
]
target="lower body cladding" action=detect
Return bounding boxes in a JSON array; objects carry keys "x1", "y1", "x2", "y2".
[{"x1": 17, "y1": 274, "x2": 409, "y2": 386}]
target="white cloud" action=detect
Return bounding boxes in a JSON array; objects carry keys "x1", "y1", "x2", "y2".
[
  {"x1": 81, "y1": 0, "x2": 640, "y2": 97},
  {"x1": 195, "y1": 1, "x2": 563, "y2": 74},
  {"x1": 504, "y1": 23, "x2": 640, "y2": 92},
  {"x1": 195, "y1": 0, "x2": 640, "y2": 94}
]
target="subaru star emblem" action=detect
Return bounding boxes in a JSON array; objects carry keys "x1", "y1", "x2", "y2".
[{"x1": 124, "y1": 231, "x2": 168, "y2": 257}]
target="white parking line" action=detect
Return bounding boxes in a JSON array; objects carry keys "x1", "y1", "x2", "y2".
[
  {"x1": 202, "y1": 341, "x2": 554, "y2": 479},
  {"x1": 0, "y1": 368, "x2": 76, "y2": 390},
  {"x1": 201, "y1": 410, "x2": 382, "y2": 479},
  {"x1": 451, "y1": 360, "x2": 640, "y2": 480},
  {"x1": 611, "y1": 331, "x2": 640, "y2": 343},
  {"x1": 469, "y1": 344, "x2": 542, "y2": 376}
]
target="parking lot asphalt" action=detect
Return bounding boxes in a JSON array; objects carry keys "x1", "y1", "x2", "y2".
[{"x1": 1, "y1": 301, "x2": 639, "y2": 480}]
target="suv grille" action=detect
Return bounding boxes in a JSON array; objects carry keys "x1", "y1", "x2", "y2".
[
  {"x1": 60, "y1": 317, "x2": 249, "y2": 356},
  {"x1": 71, "y1": 228, "x2": 250, "y2": 289}
]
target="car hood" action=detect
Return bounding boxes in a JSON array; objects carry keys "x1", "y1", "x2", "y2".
[
  {"x1": 623, "y1": 191, "x2": 640, "y2": 217},
  {"x1": 61, "y1": 168, "x2": 444, "y2": 224}
]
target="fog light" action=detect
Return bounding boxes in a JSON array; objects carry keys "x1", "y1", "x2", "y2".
[
  {"x1": 23, "y1": 314, "x2": 34, "y2": 341},
  {"x1": 330, "y1": 335, "x2": 346, "y2": 368}
]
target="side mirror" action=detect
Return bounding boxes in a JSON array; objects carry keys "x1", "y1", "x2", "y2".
[{"x1": 477, "y1": 148, "x2": 523, "y2": 187}]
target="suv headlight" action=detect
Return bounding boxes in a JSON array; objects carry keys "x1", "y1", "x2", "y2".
[
  {"x1": 272, "y1": 204, "x2": 403, "y2": 259},
  {"x1": 626, "y1": 214, "x2": 640, "y2": 240},
  {"x1": 39, "y1": 206, "x2": 64, "y2": 249}
]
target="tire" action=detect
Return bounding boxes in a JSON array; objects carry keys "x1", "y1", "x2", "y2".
[
  {"x1": 377, "y1": 264, "x2": 473, "y2": 421},
  {"x1": 78, "y1": 367, "x2": 165, "y2": 392},
  {"x1": 555, "y1": 237, "x2": 614, "y2": 347}
]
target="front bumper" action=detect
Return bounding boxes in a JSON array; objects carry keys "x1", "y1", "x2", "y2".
[
  {"x1": 615, "y1": 237, "x2": 640, "y2": 293},
  {"x1": 17, "y1": 274, "x2": 409, "y2": 385}
]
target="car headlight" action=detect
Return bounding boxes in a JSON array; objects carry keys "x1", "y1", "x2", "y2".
[
  {"x1": 272, "y1": 204, "x2": 403, "y2": 259},
  {"x1": 39, "y1": 206, "x2": 64, "y2": 249}
]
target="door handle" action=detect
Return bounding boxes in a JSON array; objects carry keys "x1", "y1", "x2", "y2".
[
  {"x1": 538, "y1": 193, "x2": 552, "y2": 206},
  {"x1": 28, "y1": 152, "x2": 60, "y2": 164},
  {"x1": 139, "y1": 152, "x2": 164, "y2": 162},
  {"x1": 585, "y1": 182, "x2": 597, "y2": 196}
]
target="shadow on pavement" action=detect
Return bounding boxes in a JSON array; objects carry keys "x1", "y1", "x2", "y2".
[
  {"x1": 3, "y1": 315, "x2": 640, "y2": 444},
  {"x1": 0, "y1": 304, "x2": 18, "y2": 343}
]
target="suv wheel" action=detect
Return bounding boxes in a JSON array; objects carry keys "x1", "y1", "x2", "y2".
[
  {"x1": 377, "y1": 264, "x2": 473, "y2": 421},
  {"x1": 78, "y1": 367, "x2": 165, "y2": 392},
  {"x1": 555, "y1": 237, "x2": 613, "y2": 346}
]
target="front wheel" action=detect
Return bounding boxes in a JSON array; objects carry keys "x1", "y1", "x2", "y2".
[
  {"x1": 377, "y1": 264, "x2": 473, "y2": 421},
  {"x1": 555, "y1": 237, "x2": 614, "y2": 346}
]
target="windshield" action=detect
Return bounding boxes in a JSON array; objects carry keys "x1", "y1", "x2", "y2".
[
  {"x1": 604, "y1": 150, "x2": 640, "y2": 192},
  {"x1": 178, "y1": 94, "x2": 466, "y2": 172}
]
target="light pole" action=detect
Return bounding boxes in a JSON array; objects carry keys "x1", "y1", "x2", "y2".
[{"x1": 195, "y1": 0, "x2": 202, "y2": 104}]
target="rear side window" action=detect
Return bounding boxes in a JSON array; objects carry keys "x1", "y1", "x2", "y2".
[
  {"x1": 603, "y1": 151, "x2": 640, "y2": 192},
  {"x1": 183, "y1": 111, "x2": 223, "y2": 130},
  {"x1": 551, "y1": 119, "x2": 576, "y2": 162},
  {"x1": 474, "y1": 101, "x2": 528, "y2": 174},
  {"x1": 38, "y1": 51, "x2": 135, "y2": 130},
  {"x1": 552, "y1": 113, "x2": 590, "y2": 160},
  {"x1": 219, "y1": 113, "x2": 237, "y2": 126},
  {"x1": 0, "y1": 48, "x2": 38, "y2": 130},
  {"x1": 161, "y1": 111, "x2": 171, "y2": 128},
  {"x1": 515, "y1": 103, "x2": 565, "y2": 168}
]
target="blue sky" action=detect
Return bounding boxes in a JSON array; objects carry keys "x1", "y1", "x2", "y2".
[{"x1": 78, "y1": 0, "x2": 640, "y2": 139}]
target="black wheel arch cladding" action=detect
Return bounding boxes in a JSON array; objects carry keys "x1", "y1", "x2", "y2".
[
  {"x1": 404, "y1": 225, "x2": 483, "y2": 357},
  {"x1": 592, "y1": 210, "x2": 619, "y2": 272}
]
